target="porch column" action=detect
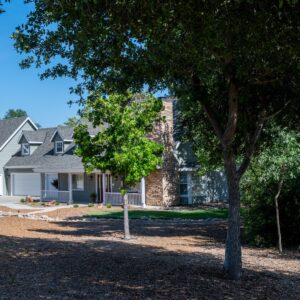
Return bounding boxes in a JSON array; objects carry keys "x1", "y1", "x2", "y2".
[
  {"x1": 68, "y1": 173, "x2": 73, "y2": 205},
  {"x1": 102, "y1": 174, "x2": 106, "y2": 204},
  {"x1": 141, "y1": 177, "x2": 146, "y2": 208},
  {"x1": 187, "y1": 172, "x2": 193, "y2": 205}
]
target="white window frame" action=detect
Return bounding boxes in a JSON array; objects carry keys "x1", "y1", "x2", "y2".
[
  {"x1": 55, "y1": 141, "x2": 64, "y2": 154},
  {"x1": 72, "y1": 174, "x2": 84, "y2": 191},
  {"x1": 21, "y1": 143, "x2": 30, "y2": 156}
]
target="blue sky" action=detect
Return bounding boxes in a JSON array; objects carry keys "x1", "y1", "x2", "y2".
[{"x1": 0, "y1": 1, "x2": 79, "y2": 127}]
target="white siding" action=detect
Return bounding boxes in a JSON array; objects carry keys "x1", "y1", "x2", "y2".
[{"x1": 0, "y1": 122, "x2": 36, "y2": 195}]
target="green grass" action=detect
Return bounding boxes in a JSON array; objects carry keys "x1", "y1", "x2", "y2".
[{"x1": 85, "y1": 208, "x2": 244, "y2": 220}]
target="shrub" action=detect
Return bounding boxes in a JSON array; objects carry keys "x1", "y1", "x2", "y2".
[
  {"x1": 20, "y1": 198, "x2": 25, "y2": 203},
  {"x1": 106, "y1": 203, "x2": 112, "y2": 209},
  {"x1": 242, "y1": 175, "x2": 300, "y2": 247},
  {"x1": 90, "y1": 192, "x2": 97, "y2": 203},
  {"x1": 88, "y1": 203, "x2": 94, "y2": 207},
  {"x1": 73, "y1": 204, "x2": 79, "y2": 208},
  {"x1": 55, "y1": 201, "x2": 60, "y2": 206}
]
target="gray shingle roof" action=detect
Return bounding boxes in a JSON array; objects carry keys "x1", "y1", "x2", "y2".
[
  {"x1": 5, "y1": 127, "x2": 84, "y2": 172},
  {"x1": 0, "y1": 116, "x2": 28, "y2": 149},
  {"x1": 22, "y1": 129, "x2": 48, "y2": 143},
  {"x1": 56, "y1": 126, "x2": 74, "y2": 141}
]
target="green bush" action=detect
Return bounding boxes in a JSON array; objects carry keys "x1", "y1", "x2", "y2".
[
  {"x1": 20, "y1": 198, "x2": 25, "y2": 203},
  {"x1": 55, "y1": 201, "x2": 60, "y2": 206},
  {"x1": 88, "y1": 203, "x2": 94, "y2": 207},
  {"x1": 106, "y1": 203, "x2": 112, "y2": 209},
  {"x1": 73, "y1": 204, "x2": 79, "y2": 208},
  {"x1": 90, "y1": 192, "x2": 97, "y2": 203},
  {"x1": 242, "y1": 176, "x2": 300, "y2": 247}
]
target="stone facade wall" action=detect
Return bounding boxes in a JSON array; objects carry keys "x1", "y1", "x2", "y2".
[
  {"x1": 145, "y1": 170, "x2": 164, "y2": 206},
  {"x1": 145, "y1": 98, "x2": 180, "y2": 206}
]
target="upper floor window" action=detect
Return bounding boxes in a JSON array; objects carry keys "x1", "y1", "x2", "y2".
[
  {"x1": 55, "y1": 141, "x2": 63, "y2": 154},
  {"x1": 21, "y1": 143, "x2": 30, "y2": 156}
]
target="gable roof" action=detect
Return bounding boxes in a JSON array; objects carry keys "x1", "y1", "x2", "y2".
[
  {"x1": 50, "y1": 126, "x2": 74, "y2": 142},
  {"x1": 19, "y1": 129, "x2": 47, "y2": 144},
  {"x1": 0, "y1": 117, "x2": 38, "y2": 151},
  {"x1": 5, "y1": 127, "x2": 83, "y2": 172}
]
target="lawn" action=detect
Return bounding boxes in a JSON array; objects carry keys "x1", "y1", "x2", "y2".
[{"x1": 85, "y1": 207, "x2": 246, "y2": 220}]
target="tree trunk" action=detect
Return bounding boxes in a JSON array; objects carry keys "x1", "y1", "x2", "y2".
[
  {"x1": 123, "y1": 192, "x2": 131, "y2": 240},
  {"x1": 223, "y1": 149, "x2": 242, "y2": 280},
  {"x1": 274, "y1": 179, "x2": 283, "y2": 253}
]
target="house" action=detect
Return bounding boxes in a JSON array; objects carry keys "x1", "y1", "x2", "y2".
[
  {"x1": 0, "y1": 116, "x2": 38, "y2": 196},
  {"x1": 2, "y1": 98, "x2": 228, "y2": 206}
]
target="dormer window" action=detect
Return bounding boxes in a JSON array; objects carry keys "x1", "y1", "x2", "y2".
[
  {"x1": 55, "y1": 141, "x2": 63, "y2": 154},
  {"x1": 21, "y1": 143, "x2": 30, "y2": 156}
]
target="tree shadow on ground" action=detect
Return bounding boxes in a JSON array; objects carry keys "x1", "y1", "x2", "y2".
[
  {"x1": 30, "y1": 219, "x2": 228, "y2": 246},
  {"x1": 1, "y1": 223, "x2": 299, "y2": 299}
]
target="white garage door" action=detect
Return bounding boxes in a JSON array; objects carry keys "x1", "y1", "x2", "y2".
[{"x1": 12, "y1": 173, "x2": 41, "y2": 197}]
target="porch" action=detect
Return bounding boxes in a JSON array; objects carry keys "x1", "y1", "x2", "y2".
[{"x1": 40, "y1": 173, "x2": 146, "y2": 207}]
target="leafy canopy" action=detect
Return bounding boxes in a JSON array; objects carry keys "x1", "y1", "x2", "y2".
[
  {"x1": 73, "y1": 92, "x2": 164, "y2": 187},
  {"x1": 14, "y1": 0, "x2": 300, "y2": 167},
  {"x1": 243, "y1": 127, "x2": 300, "y2": 187},
  {"x1": 3, "y1": 109, "x2": 27, "y2": 119},
  {"x1": 241, "y1": 127, "x2": 300, "y2": 247},
  {"x1": 64, "y1": 117, "x2": 79, "y2": 127}
]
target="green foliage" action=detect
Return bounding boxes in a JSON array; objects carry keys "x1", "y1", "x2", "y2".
[
  {"x1": 20, "y1": 198, "x2": 25, "y2": 203},
  {"x1": 64, "y1": 117, "x2": 79, "y2": 127},
  {"x1": 3, "y1": 109, "x2": 27, "y2": 119},
  {"x1": 242, "y1": 127, "x2": 300, "y2": 246},
  {"x1": 90, "y1": 192, "x2": 97, "y2": 203},
  {"x1": 74, "y1": 92, "x2": 164, "y2": 189},
  {"x1": 242, "y1": 176, "x2": 300, "y2": 247},
  {"x1": 73, "y1": 204, "x2": 79, "y2": 208},
  {"x1": 88, "y1": 203, "x2": 94, "y2": 208},
  {"x1": 13, "y1": 0, "x2": 300, "y2": 175},
  {"x1": 106, "y1": 203, "x2": 112, "y2": 209},
  {"x1": 85, "y1": 208, "x2": 245, "y2": 220}
]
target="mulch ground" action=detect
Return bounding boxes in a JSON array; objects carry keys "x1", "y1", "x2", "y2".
[
  {"x1": 0, "y1": 205, "x2": 37, "y2": 214},
  {"x1": 0, "y1": 209, "x2": 299, "y2": 300}
]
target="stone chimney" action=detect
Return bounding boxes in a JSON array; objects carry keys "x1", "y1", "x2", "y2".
[{"x1": 145, "y1": 97, "x2": 180, "y2": 206}]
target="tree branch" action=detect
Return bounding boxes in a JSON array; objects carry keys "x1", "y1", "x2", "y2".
[
  {"x1": 222, "y1": 77, "x2": 238, "y2": 146},
  {"x1": 263, "y1": 100, "x2": 291, "y2": 121},
  {"x1": 192, "y1": 74, "x2": 224, "y2": 140},
  {"x1": 237, "y1": 117, "x2": 265, "y2": 178}
]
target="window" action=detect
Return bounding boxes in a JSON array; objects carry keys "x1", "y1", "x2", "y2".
[
  {"x1": 111, "y1": 176, "x2": 122, "y2": 192},
  {"x1": 21, "y1": 143, "x2": 30, "y2": 156},
  {"x1": 180, "y1": 173, "x2": 189, "y2": 205},
  {"x1": 55, "y1": 141, "x2": 63, "y2": 154},
  {"x1": 72, "y1": 174, "x2": 84, "y2": 190}
]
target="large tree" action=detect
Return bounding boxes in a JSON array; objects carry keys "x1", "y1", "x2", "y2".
[
  {"x1": 13, "y1": 1, "x2": 300, "y2": 279},
  {"x1": 74, "y1": 92, "x2": 163, "y2": 240}
]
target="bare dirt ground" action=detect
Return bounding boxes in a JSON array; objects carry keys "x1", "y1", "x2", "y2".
[
  {"x1": 0, "y1": 208, "x2": 299, "y2": 300},
  {"x1": 0, "y1": 205, "x2": 37, "y2": 214}
]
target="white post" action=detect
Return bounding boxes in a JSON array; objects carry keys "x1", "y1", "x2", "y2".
[
  {"x1": 68, "y1": 173, "x2": 73, "y2": 205},
  {"x1": 141, "y1": 177, "x2": 146, "y2": 208},
  {"x1": 187, "y1": 172, "x2": 193, "y2": 205},
  {"x1": 102, "y1": 174, "x2": 106, "y2": 204}
]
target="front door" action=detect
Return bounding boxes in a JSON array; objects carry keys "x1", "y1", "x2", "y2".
[{"x1": 97, "y1": 174, "x2": 103, "y2": 203}]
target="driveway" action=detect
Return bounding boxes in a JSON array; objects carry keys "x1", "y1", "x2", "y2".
[{"x1": 0, "y1": 196, "x2": 40, "y2": 210}]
